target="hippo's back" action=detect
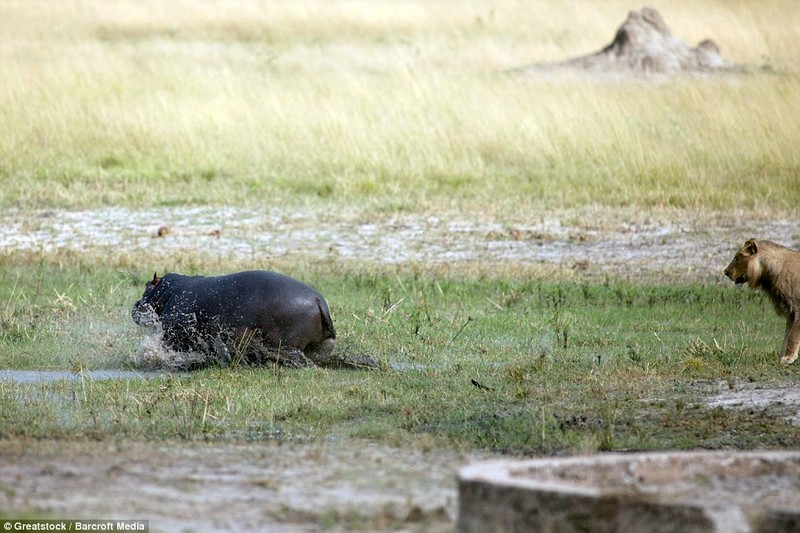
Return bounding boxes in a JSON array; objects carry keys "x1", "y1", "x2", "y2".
[
  {"x1": 205, "y1": 270, "x2": 323, "y2": 300},
  {"x1": 171, "y1": 270, "x2": 320, "y2": 309}
]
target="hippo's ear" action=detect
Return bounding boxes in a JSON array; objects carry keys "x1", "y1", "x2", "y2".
[{"x1": 148, "y1": 272, "x2": 162, "y2": 288}]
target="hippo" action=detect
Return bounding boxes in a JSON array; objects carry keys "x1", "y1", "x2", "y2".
[{"x1": 132, "y1": 270, "x2": 338, "y2": 368}]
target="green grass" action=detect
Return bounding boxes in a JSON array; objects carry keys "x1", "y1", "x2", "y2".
[
  {"x1": 0, "y1": 0, "x2": 798, "y2": 456},
  {"x1": 1, "y1": 258, "x2": 795, "y2": 453}
]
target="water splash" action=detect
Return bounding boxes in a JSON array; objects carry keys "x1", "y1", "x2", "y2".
[{"x1": 134, "y1": 325, "x2": 212, "y2": 371}]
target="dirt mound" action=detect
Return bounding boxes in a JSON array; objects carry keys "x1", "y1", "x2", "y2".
[{"x1": 530, "y1": 6, "x2": 727, "y2": 75}]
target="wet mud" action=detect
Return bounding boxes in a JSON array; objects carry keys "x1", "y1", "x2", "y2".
[
  {"x1": 705, "y1": 380, "x2": 800, "y2": 426},
  {"x1": 0, "y1": 439, "x2": 481, "y2": 532},
  {"x1": 2, "y1": 206, "x2": 798, "y2": 282}
]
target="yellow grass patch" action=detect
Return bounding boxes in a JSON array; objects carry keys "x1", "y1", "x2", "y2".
[{"x1": 1, "y1": 1, "x2": 798, "y2": 211}]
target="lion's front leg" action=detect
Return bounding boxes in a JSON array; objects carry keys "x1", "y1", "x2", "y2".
[{"x1": 780, "y1": 313, "x2": 800, "y2": 365}]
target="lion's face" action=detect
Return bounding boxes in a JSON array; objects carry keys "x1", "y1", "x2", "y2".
[{"x1": 724, "y1": 240, "x2": 758, "y2": 285}]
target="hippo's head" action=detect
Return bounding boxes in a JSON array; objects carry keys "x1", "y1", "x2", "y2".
[{"x1": 132, "y1": 272, "x2": 166, "y2": 328}]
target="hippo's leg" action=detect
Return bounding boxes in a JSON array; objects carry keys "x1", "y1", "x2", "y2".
[
  {"x1": 275, "y1": 347, "x2": 314, "y2": 368},
  {"x1": 214, "y1": 336, "x2": 231, "y2": 366},
  {"x1": 245, "y1": 336, "x2": 315, "y2": 368},
  {"x1": 306, "y1": 338, "x2": 380, "y2": 369},
  {"x1": 162, "y1": 327, "x2": 191, "y2": 352},
  {"x1": 304, "y1": 338, "x2": 337, "y2": 367}
]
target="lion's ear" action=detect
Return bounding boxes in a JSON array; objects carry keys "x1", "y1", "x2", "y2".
[{"x1": 744, "y1": 239, "x2": 759, "y2": 255}]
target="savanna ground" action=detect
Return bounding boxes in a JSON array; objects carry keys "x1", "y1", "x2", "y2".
[{"x1": 1, "y1": 1, "x2": 799, "y2": 531}]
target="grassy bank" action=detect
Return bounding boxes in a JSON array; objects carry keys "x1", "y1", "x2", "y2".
[
  {"x1": 1, "y1": 259, "x2": 795, "y2": 452},
  {"x1": 1, "y1": 0, "x2": 798, "y2": 212}
]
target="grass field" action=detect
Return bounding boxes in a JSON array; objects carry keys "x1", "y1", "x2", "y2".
[
  {"x1": 1, "y1": 0, "x2": 799, "y2": 461},
  {"x1": 1, "y1": 0, "x2": 798, "y2": 212}
]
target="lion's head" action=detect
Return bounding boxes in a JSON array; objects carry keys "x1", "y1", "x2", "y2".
[{"x1": 724, "y1": 239, "x2": 761, "y2": 287}]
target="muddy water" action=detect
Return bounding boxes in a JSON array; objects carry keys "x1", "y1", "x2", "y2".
[
  {"x1": 0, "y1": 369, "x2": 170, "y2": 383},
  {"x1": 2, "y1": 206, "x2": 798, "y2": 280}
]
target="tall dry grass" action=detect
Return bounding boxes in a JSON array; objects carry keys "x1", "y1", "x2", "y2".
[{"x1": 0, "y1": 0, "x2": 798, "y2": 212}]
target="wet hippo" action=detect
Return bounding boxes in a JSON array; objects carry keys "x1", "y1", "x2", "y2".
[{"x1": 132, "y1": 270, "x2": 337, "y2": 368}]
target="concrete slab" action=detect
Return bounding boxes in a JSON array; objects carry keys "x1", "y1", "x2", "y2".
[{"x1": 458, "y1": 451, "x2": 800, "y2": 533}]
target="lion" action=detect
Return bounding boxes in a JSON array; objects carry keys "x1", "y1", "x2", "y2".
[{"x1": 724, "y1": 239, "x2": 800, "y2": 365}]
